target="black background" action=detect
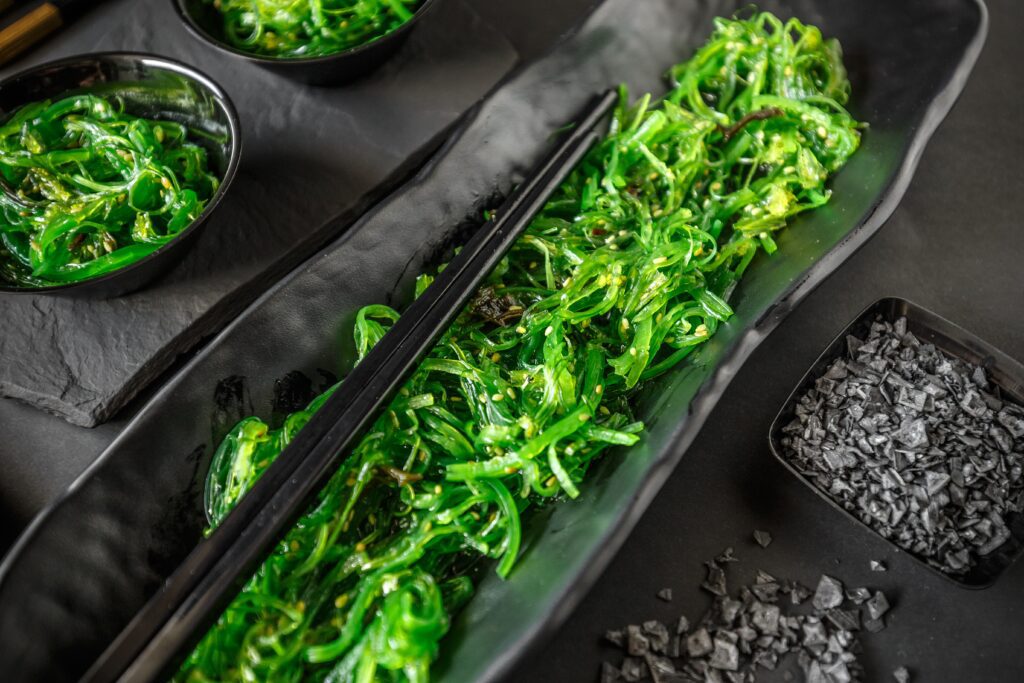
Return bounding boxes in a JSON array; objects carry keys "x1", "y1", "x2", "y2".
[{"x1": 1, "y1": 0, "x2": 1022, "y2": 681}]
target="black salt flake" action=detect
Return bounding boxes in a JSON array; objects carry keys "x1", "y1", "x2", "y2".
[{"x1": 812, "y1": 575, "x2": 845, "y2": 611}]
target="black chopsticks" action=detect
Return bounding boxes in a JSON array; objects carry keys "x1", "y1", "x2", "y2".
[{"x1": 83, "y1": 88, "x2": 617, "y2": 683}]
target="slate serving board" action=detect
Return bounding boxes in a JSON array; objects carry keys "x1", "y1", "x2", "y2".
[
  {"x1": 0, "y1": 0, "x2": 985, "y2": 681},
  {"x1": 0, "y1": 0, "x2": 518, "y2": 427}
]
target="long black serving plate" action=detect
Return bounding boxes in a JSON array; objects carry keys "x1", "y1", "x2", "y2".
[{"x1": 0, "y1": 0, "x2": 987, "y2": 681}]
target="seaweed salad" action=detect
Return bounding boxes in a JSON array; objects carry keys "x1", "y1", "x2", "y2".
[
  {"x1": 180, "y1": 12, "x2": 861, "y2": 682},
  {"x1": 0, "y1": 95, "x2": 219, "y2": 287},
  {"x1": 202, "y1": 0, "x2": 422, "y2": 58}
]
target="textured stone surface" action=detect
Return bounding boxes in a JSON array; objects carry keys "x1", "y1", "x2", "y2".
[{"x1": 0, "y1": 0, "x2": 517, "y2": 426}]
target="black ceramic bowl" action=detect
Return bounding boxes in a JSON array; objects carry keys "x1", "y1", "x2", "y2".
[
  {"x1": 172, "y1": 0, "x2": 438, "y2": 85},
  {"x1": 768, "y1": 298, "x2": 1024, "y2": 589},
  {"x1": 0, "y1": 53, "x2": 241, "y2": 299}
]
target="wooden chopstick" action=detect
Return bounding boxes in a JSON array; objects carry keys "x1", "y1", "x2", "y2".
[
  {"x1": 0, "y1": 0, "x2": 92, "y2": 67},
  {"x1": 83, "y1": 88, "x2": 618, "y2": 683}
]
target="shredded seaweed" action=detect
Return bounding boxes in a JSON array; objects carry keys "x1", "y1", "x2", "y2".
[
  {"x1": 203, "y1": 0, "x2": 422, "y2": 59},
  {"x1": 179, "y1": 12, "x2": 861, "y2": 682},
  {"x1": 0, "y1": 95, "x2": 218, "y2": 287}
]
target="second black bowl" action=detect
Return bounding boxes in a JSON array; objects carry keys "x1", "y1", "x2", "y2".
[
  {"x1": 173, "y1": 0, "x2": 439, "y2": 85},
  {"x1": 0, "y1": 52, "x2": 242, "y2": 298}
]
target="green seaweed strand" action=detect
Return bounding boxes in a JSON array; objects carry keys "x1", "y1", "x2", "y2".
[{"x1": 179, "y1": 12, "x2": 861, "y2": 682}]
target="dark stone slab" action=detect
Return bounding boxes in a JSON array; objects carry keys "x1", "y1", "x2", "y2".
[
  {"x1": 0, "y1": 0, "x2": 1020, "y2": 680},
  {"x1": 0, "y1": 0, "x2": 518, "y2": 427}
]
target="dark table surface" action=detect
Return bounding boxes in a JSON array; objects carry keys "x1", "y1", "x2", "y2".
[{"x1": 2, "y1": 0, "x2": 1023, "y2": 681}]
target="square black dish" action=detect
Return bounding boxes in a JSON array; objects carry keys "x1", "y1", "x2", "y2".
[
  {"x1": 0, "y1": 1, "x2": 988, "y2": 682},
  {"x1": 769, "y1": 298, "x2": 1024, "y2": 588}
]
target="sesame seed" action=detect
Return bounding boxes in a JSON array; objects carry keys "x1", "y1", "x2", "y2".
[{"x1": 544, "y1": 325, "x2": 554, "y2": 336}]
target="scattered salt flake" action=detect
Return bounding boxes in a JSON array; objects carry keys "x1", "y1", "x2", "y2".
[
  {"x1": 866, "y1": 591, "x2": 891, "y2": 621},
  {"x1": 812, "y1": 574, "x2": 844, "y2": 610},
  {"x1": 753, "y1": 529, "x2": 773, "y2": 548}
]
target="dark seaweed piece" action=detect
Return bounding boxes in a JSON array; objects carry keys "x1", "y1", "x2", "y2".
[
  {"x1": 717, "y1": 107, "x2": 785, "y2": 141},
  {"x1": 469, "y1": 285, "x2": 526, "y2": 327}
]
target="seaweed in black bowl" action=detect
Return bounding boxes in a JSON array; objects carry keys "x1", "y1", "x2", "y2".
[
  {"x1": 0, "y1": 52, "x2": 241, "y2": 298},
  {"x1": 173, "y1": 0, "x2": 438, "y2": 85}
]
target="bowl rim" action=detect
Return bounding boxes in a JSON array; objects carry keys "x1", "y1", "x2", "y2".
[
  {"x1": 0, "y1": 51, "x2": 243, "y2": 295},
  {"x1": 170, "y1": 0, "x2": 438, "y2": 66}
]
